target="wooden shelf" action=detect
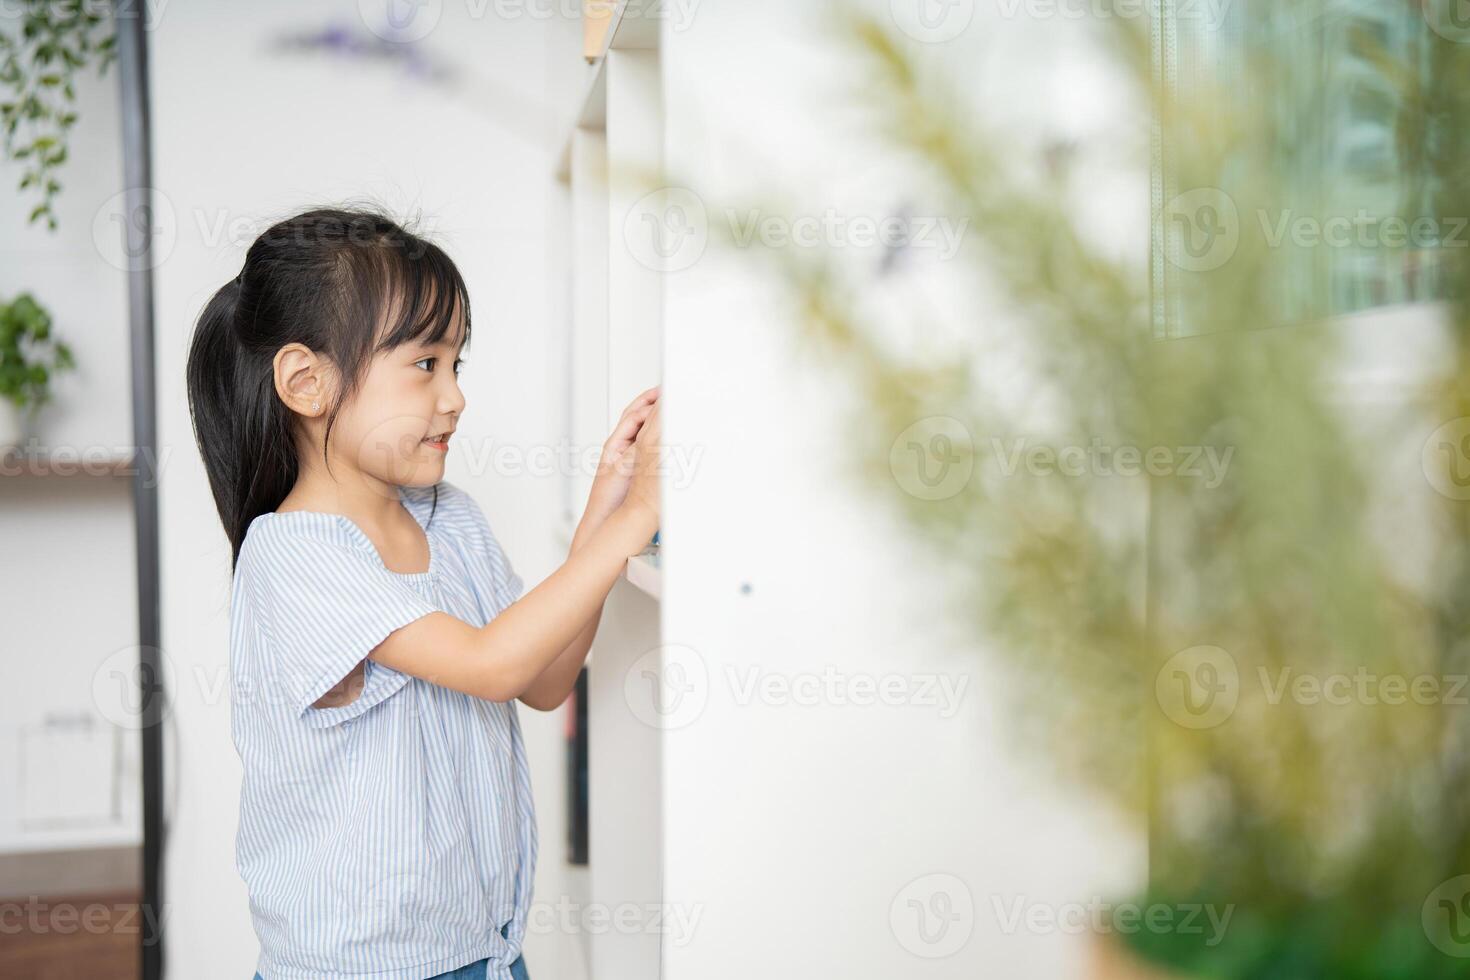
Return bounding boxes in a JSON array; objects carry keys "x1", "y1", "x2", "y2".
[{"x1": 0, "y1": 448, "x2": 136, "y2": 478}]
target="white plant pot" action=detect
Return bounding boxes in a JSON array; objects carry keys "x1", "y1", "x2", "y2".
[{"x1": 0, "y1": 402, "x2": 27, "y2": 451}]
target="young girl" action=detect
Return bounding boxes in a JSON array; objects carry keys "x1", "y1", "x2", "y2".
[{"x1": 185, "y1": 207, "x2": 662, "y2": 980}]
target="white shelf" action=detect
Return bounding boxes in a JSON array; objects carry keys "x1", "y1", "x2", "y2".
[
  {"x1": 590, "y1": 0, "x2": 661, "y2": 65},
  {"x1": 624, "y1": 549, "x2": 661, "y2": 600},
  {"x1": 553, "y1": 515, "x2": 662, "y2": 601}
]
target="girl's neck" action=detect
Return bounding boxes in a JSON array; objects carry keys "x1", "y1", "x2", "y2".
[{"x1": 276, "y1": 459, "x2": 411, "y2": 535}]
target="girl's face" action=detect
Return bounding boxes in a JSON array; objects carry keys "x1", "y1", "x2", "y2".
[{"x1": 329, "y1": 322, "x2": 467, "y2": 490}]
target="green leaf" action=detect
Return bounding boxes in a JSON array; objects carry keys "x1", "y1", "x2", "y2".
[{"x1": 27, "y1": 203, "x2": 48, "y2": 223}]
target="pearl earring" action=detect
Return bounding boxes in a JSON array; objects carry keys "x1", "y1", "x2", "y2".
[{"x1": 312, "y1": 401, "x2": 319, "y2": 411}]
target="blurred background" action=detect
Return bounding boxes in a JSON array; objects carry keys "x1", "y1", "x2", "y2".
[{"x1": 2, "y1": 0, "x2": 1469, "y2": 978}]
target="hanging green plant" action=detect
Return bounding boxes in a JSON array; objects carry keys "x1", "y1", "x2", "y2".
[{"x1": 0, "y1": 0, "x2": 116, "y2": 231}]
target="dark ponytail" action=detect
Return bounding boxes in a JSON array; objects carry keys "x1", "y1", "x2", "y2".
[{"x1": 185, "y1": 207, "x2": 471, "y2": 566}]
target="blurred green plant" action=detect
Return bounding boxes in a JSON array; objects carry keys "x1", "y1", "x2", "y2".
[
  {"x1": 0, "y1": 0, "x2": 116, "y2": 230},
  {"x1": 728, "y1": 1, "x2": 1470, "y2": 976},
  {"x1": 0, "y1": 293, "x2": 74, "y2": 412}
]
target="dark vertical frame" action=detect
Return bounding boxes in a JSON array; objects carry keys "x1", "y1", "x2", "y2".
[{"x1": 114, "y1": 4, "x2": 164, "y2": 979}]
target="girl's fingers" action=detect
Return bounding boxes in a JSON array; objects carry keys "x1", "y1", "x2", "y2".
[
  {"x1": 602, "y1": 406, "x2": 655, "y2": 462},
  {"x1": 617, "y1": 385, "x2": 661, "y2": 421},
  {"x1": 606, "y1": 403, "x2": 655, "y2": 449}
]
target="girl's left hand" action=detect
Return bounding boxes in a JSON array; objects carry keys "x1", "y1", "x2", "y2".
[{"x1": 583, "y1": 385, "x2": 660, "y2": 527}]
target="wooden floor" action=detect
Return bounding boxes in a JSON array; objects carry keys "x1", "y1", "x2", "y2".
[{"x1": 0, "y1": 890, "x2": 142, "y2": 980}]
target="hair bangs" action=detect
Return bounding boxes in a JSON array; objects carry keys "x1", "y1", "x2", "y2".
[{"x1": 371, "y1": 238, "x2": 472, "y2": 354}]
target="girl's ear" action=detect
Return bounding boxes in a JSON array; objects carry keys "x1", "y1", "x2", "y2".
[{"x1": 272, "y1": 343, "x2": 331, "y2": 418}]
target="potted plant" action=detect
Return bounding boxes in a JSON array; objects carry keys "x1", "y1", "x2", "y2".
[{"x1": 0, "y1": 292, "x2": 74, "y2": 448}]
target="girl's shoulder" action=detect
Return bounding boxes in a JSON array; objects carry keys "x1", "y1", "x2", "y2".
[{"x1": 236, "y1": 507, "x2": 381, "y2": 582}]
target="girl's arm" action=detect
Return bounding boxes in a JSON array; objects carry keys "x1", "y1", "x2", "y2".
[
  {"x1": 368, "y1": 500, "x2": 656, "y2": 702},
  {"x1": 515, "y1": 386, "x2": 661, "y2": 710},
  {"x1": 515, "y1": 511, "x2": 613, "y2": 710}
]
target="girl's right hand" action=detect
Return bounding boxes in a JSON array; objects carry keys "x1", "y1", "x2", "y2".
[{"x1": 622, "y1": 399, "x2": 662, "y2": 534}]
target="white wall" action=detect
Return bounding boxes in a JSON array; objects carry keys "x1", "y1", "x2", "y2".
[
  {"x1": 657, "y1": 3, "x2": 1140, "y2": 978},
  {"x1": 149, "y1": 2, "x2": 586, "y2": 976},
  {"x1": 0, "y1": 5, "x2": 140, "y2": 860}
]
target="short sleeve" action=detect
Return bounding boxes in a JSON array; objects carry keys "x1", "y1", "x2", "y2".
[
  {"x1": 428, "y1": 482, "x2": 525, "y2": 611},
  {"x1": 240, "y1": 514, "x2": 439, "y2": 727}
]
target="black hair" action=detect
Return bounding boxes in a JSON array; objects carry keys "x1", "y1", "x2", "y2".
[{"x1": 185, "y1": 206, "x2": 471, "y2": 566}]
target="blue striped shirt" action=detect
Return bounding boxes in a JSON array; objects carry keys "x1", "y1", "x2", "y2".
[{"x1": 229, "y1": 482, "x2": 536, "y2": 980}]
